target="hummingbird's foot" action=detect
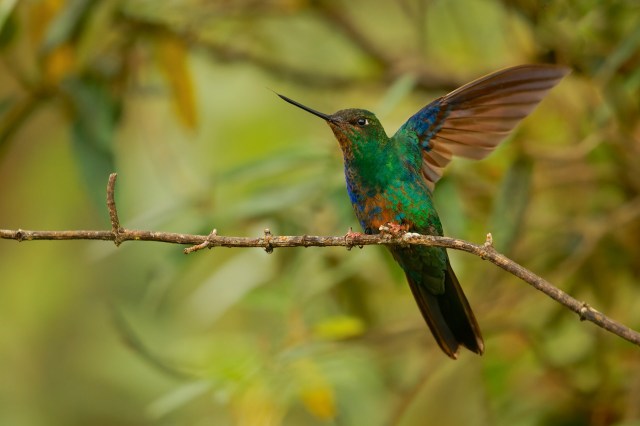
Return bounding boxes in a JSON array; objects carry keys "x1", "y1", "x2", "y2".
[
  {"x1": 379, "y1": 222, "x2": 409, "y2": 238},
  {"x1": 344, "y1": 227, "x2": 364, "y2": 250},
  {"x1": 345, "y1": 227, "x2": 365, "y2": 239}
]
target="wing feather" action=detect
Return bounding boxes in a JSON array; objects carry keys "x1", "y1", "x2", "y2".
[{"x1": 394, "y1": 64, "x2": 570, "y2": 190}]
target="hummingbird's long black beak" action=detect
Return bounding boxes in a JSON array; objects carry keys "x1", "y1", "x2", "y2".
[{"x1": 277, "y1": 94, "x2": 335, "y2": 122}]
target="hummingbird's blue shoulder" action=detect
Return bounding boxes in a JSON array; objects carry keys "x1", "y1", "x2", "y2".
[{"x1": 395, "y1": 98, "x2": 448, "y2": 153}]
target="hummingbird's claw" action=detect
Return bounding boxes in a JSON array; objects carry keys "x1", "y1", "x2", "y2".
[
  {"x1": 344, "y1": 227, "x2": 364, "y2": 250},
  {"x1": 380, "y1": 222, "x2": 409, "y2": 238}
]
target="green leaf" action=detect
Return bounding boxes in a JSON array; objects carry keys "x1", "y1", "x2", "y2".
[
  {"x1": 155, "y1": 34, "x2": 199, "y2": 130},
  {"x1": 0, "y1": 0, "x2": 17, "y2": 50},
  {"x1": 433, "y1": 177, "x2": 467, "y2": 238},
  {"x1": 40, "y1": 0, "x2": 95, "y2": 53},
  {"x1": 292, "y1": 358, "x2": 336, "y2": 420},
  {"x1": 183, "y1": 249, "x2": 276, "y2": 327},
  {"x1": 489, "y1": 155, "x2": 533, "y2": 253},
  {"x1": 376, "y1": 73, "x2": 417, "y2": 118},
  {"x1": 313, "y1": 315, "x2": 366, "y2": 340},
  {"x1": 596, "y1": 25, "x2": 640, "y2": 83},
  {"x1": 63, "y1": 76, "x2": 119, "y2": 208},
  {"x1": 147, "y1": 381, "x2": 211, "y2": 419}
]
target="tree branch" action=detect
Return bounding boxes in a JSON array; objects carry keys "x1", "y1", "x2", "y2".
[
  {"x1": 1, "y1": 173, "x2": 639, "y2": 349},
  {"x1": 119, "y1": 11, "x2": 461, "y2": 91}
]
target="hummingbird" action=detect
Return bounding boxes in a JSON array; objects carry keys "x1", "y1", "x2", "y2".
[{"x1": 278, "y1": 64, "x2": 569, "y2": 358}]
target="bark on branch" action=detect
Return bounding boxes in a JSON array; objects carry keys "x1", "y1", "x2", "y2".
[{"x1": 1, "y1": 173, "x2": 639, "y2": 348}]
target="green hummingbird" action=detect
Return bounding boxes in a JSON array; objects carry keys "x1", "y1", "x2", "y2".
[{"x1": 279, "y1": 64, "x2": 569, "y2": 358}]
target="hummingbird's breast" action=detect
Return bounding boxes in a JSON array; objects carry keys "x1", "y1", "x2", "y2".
[
  {"x1": 345, "y1": 176, "x2": 398, "y2": 233},
  {"x1": 339, "y1": 127, "x2": 442, "y2": 235},
  {"x1": 344, "y1": 161, "x2": 441, "y2": 236}
]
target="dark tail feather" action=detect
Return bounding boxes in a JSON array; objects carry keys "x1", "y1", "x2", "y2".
[{"x1": 405, "y1": 260, "x2": 484, "y2": 359}]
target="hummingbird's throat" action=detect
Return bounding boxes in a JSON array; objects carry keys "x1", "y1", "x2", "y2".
[{"x1": 328, "y1": 122, "x2": 355, "y2": 156}]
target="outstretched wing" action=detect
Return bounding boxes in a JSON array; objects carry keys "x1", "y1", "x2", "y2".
[{"x1": 394, "y1": 64, "x2": 570, "y2": 190}]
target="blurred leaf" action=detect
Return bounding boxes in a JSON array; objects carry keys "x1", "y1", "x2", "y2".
[
  {"x1": 232, "y1": 380, "x2": 286, "y2": 426},
  {"x1": 44, "y1": 43, "x2": 76, "y2": 84},
  {"x1": 217, "y1": 148, "x2": 326, "y2": 183},
  {"x1": 64, "y1": 76, "x2": 119, "y2": 208},
  {"x1": 596, "y1": 25, "x2": 640, "y2": 83},
  {"x1": 541, "y1": 317, "x2": 594, "y2": 366},
  {"x1": 0, "y1": 0, "x2": 17, "y2": 49},
  {"x1": 148, "y1": 380, "x2": 211, "y2": 419},
  {"x1": 398, "y1": 360, "x2": 487, "y2": 426},
  {"x1": 376, "y1": 73, "x2": 417, "y2": 118},
  {"x1": 223, "y1": 180, "x2": 323, "y2": 221},
  {"x1": 433, "y1": 177, "x2": 467, "y2": 237},
  {"x1": 40, "y1": 0, "x2": 95, "y2": 53},
  {"x1": 184, "y1": 249, "x2": 276, "y2": 327},
  {"x1": 110, "y1": 304, "x2": 191, "y2": 380},
  {"x1": 32, "y1": 0, "x2": 96, "y2": 84},
  {"x1": 291, "y1": 247, "x2": 375, "y2": 303},
  {"x1": 489, "y1": 155, "x2": 533, "y2": 253},
  {"x1": 156, "y1": 34, "x2": 199, "y2": 130},
  {"x1": 293, "y1": 358, "x2": 336, "y2": 421},
  {"x1": 203, "y1": 335, "x2": 264, "y2": 386},
  {"x1": 300, "y1": 386, "x2": 336, "y2": 421},
  {"x1": 74, "y1": 0, "x2": 120, "y2": 72},
  {"x1": 27, "y1": 0, "x2": 62, "y2": 44},
  {"x1": 280, "y1": 345, "x2": 384, "y2": 426},
  {"x1": 313, "y1": 314, "x2": 366, "y2": 340}
]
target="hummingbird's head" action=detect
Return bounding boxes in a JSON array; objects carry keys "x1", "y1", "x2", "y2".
[
  {"x1": 325, "y1": 109, "x2": 387, "y2": 155},
  {"x1": 277, "y1": 94, "x2": 388, "y2": 159}
]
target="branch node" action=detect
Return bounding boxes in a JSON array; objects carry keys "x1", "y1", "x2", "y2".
[
  {"x1": 579, "y1": 302, "x2": 592, "y2": 321},
  {"x1": 263, "y1": 228, "x2": 274, "y2": 254},
  {"x1": 301, "y1": 234, "x2": 309, "y2": 247},
  {"x1": 477, "y1": 232, "x2": 498, "y2": 259},
  {"x1": 484, "y1": 233, "x2": 494, "y2": 248},
  {"x1": 345, "y1": 227, "x2": 354, "y2": 251},
  {"x1": 184, "y1": 229, "x2": 217, "y2": 254}
]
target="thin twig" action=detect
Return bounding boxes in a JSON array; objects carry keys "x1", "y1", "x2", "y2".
[
  {"x1": 106, "y1": 173, "x2": 122, "y2": 245},
  {"x1": 314, "y1": 1, "x2": 460, "y2": 90},
  {"x1": 183, "y1": 228, "x2": 217, "y2": 254},
  {"x1": 315, "y1": 1, "x2": 393, "y2": 68},
  {"x1": 1, "y1": 173, "x2": 639, "y2": 349}
]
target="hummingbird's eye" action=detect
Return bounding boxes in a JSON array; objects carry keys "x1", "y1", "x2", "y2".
[{"x1": 356, "y1": 118, "x2": 368, "y2": 126}]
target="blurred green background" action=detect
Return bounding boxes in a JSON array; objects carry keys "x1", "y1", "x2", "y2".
[{"x1": 1, "y1": 0, "x2": 639, "y2": 425}]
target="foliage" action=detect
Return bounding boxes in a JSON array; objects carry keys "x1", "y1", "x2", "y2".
[{"x1": 0, "y1": 0, "x2": 639, "y2": 425}]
